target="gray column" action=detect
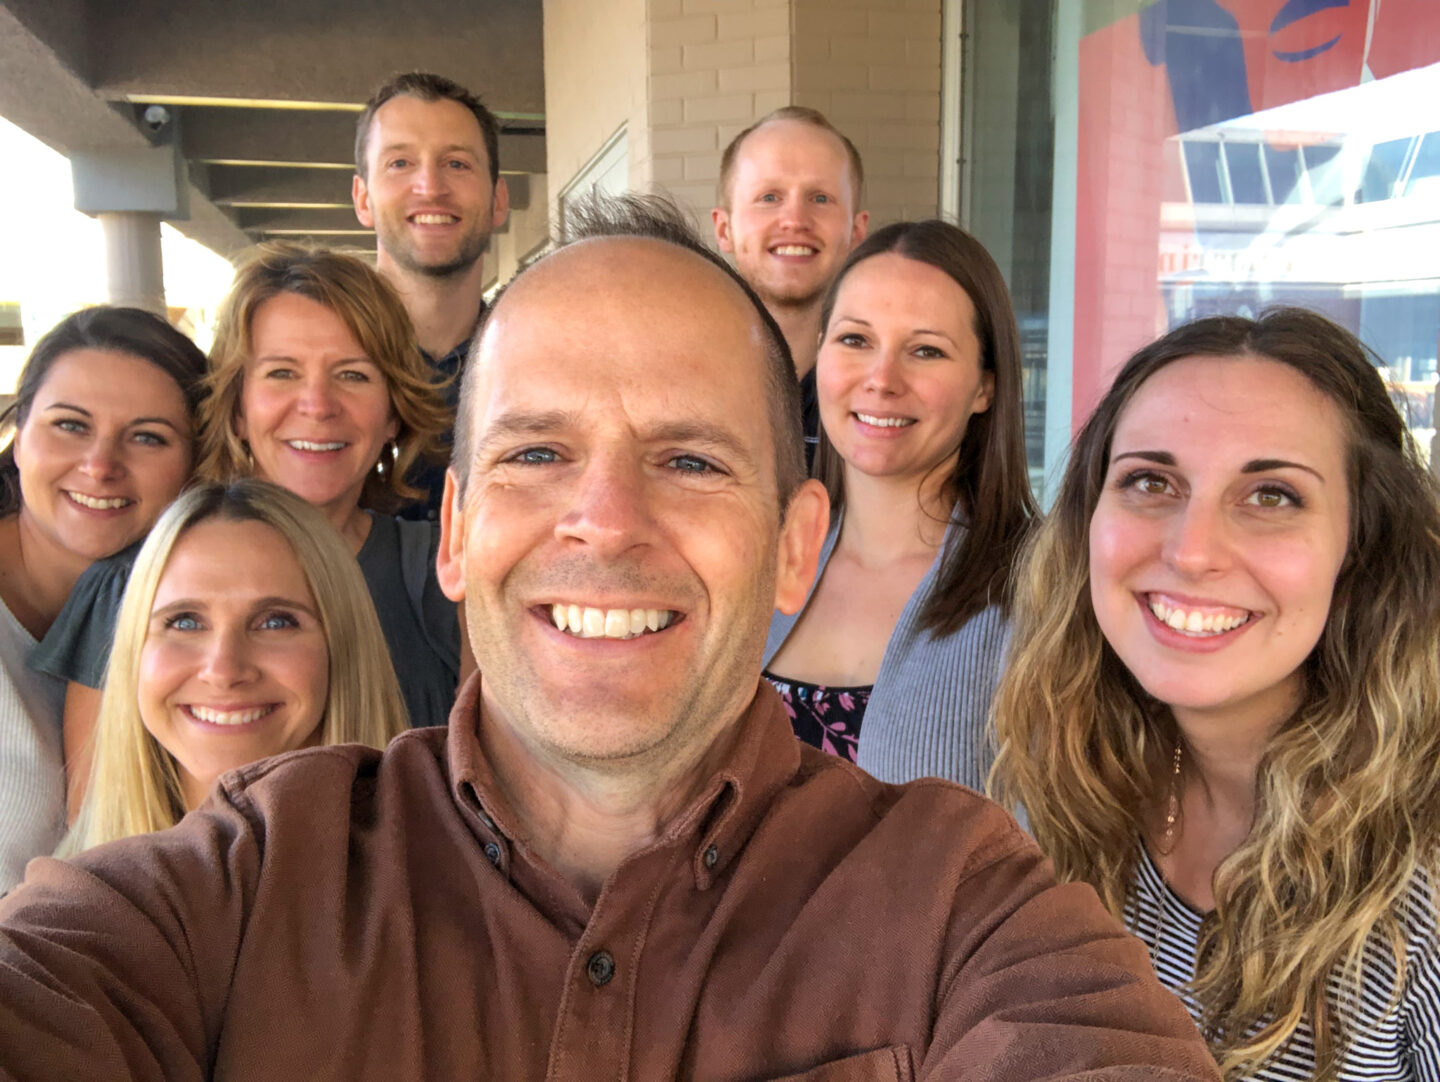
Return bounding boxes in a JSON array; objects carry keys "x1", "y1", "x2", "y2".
[
  {"x1": 98, "y1": 211, "x2": 166, "y2": 314},
  {"x1": 71, "y1": 139, "x2": 188, "y2": 318}
]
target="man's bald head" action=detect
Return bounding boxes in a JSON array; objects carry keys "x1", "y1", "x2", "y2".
[{"x1": 451, "y1": 194, "x2": 805, "y2": 508}]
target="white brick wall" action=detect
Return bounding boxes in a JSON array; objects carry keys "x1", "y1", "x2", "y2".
[{"x1": 647, "y1": 0, "x2": 793, "y2": 227}]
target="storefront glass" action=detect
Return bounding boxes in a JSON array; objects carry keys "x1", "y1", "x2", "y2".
[{"x1": 963, "y1": 0, "x2": 1440, "y2": 494}]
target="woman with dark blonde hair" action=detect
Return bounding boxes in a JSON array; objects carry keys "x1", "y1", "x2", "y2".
[
  {"x1": 991, "y1": 308, "x2": 1440, "y2": 1079},
  {"x1": 37, "y1": 244, "x2": 464, "y2": 741},
  {"x1": 61, "y1": 480, "x2": 407, "y2": 853},
  {"x1": 762, "y1": 220, "x2": 1036, "y2": 787}
]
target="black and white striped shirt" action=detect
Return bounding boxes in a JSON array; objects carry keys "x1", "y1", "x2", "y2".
[{"x1": 1125, "y1": 846, "x2": 1440, "y2": 1080}]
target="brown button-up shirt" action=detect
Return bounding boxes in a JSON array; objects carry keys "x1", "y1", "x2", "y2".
[{"x1": 0, "y1": 678, "x2": 1219, "y2": 1080}]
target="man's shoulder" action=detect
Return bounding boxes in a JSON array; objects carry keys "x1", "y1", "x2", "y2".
[
  {"x1": 785, "y1": 745, "x2": 1034, "y2": 874},
  {"x1": 217, "y1": 727, "x2": 450, "y2": 827}
]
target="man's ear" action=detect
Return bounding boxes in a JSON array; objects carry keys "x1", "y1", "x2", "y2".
[
  {"x1": 712, "y1": 207, "x2": 734, "y2": 253},
  {"x1": 850, "y1": 210, "x2": 869, "y2": 249},
  {"x1": 491, "y1": 176, "x2": 510, "y2": 230},
  {"x1": 774, "y1": 480, "x2": 829, "y2": 615},
  {"x1": 437, "y1": 468, "x2": 467, "y2": 603},
  {"x1": 352, "y1": 174, "x2": 374, "y2": 229}
]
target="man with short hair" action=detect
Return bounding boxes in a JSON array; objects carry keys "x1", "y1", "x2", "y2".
[
  {"x1": 714, "y1": 106, "x2": 869, "y2": 457},
  {"x1": 353, "y1": 71, "x2": 509, "y2": 517},
  {"x1": 0, "y1": 195, "x2": 1219, "y2": 1082}
]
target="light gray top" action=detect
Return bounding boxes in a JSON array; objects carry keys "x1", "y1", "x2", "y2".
[
  {"x1": 0, "y1": 593, "x2": 65, "y2": 892},
  {"x1": 763, "y1": 517, "x2": 1010, "y2": 792}
]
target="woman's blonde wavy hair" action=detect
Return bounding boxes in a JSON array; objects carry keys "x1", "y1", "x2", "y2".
[
  {"x1": 990, "y1": 307, "x2": 1440, "y2": 1079},
  {"x1": 198, "y1": 242, "x2": 450, "y2": 513},
  {"x1": 61, "y1": 479, "x2": 409, "y2": 854}
]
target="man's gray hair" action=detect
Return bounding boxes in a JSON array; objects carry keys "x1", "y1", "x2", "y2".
[{"x1": 451, "y1": 192, "x2": 806, "y2": 509}]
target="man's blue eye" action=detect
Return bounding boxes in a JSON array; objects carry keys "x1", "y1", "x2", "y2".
[
  {"x1": 670, "y1": 455, "x2": 714, "y2": 473},
  {"x1": 514, "y1": 448, "x2": 559, "y2": 465}
]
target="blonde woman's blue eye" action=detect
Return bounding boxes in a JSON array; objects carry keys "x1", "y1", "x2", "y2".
[
  {"x1": 258, "y1": 612, "x2": 300, "y2": 630},
  {"x1": 166, "y1": 614, "x2": 202, "y2": 631}
]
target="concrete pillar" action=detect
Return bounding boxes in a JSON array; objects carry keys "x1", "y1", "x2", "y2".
[
  {"x1": 98, "y1": 212, "x2": 166, "y2": 314},
  {"x1": 71, "y1": 137, "x2": 188, "y2": 317}
]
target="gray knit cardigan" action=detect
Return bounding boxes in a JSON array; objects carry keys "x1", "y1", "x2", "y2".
[{"x1": 762, "y1": 518, "x2": 1010, "y2": 793}]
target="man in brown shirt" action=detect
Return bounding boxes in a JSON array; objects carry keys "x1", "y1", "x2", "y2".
[{"x1": 0, "y1": 196, "x2": 1219, "y2": 1081}]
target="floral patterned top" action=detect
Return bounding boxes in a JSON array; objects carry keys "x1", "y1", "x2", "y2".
[{"x1": 762, "y1": 671, "x2": 873, "y2": 763}]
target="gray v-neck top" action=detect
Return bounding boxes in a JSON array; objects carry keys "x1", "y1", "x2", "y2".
[{"x1": 762, "y1": 517, "x2": 1010, "y2": 792}]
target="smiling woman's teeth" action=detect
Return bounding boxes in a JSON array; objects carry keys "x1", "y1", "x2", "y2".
[
  {"x1": 551, "y1": 605, "x2": 674, "y2": 639},
  {"x1": 189, "y1": 705, "x2": 275, "y2": 726},
  {"x1": 287, "y1": 439, "x2": 346, "y2": 452},
  {"x1": 856, "y1": 413, "x2": 915, "y2": 428},
  {"x1": 67, "y1": 492, "x2": 132, "y2": 510},
  {"x1": 1148, "y1": 597, "x2": 1249, "y2": 636}
]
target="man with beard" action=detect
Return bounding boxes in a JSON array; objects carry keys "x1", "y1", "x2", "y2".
[
  {"x1": 353, "y1": 72, "x2": 509, "y2": 517},
  {"x1": 713, "y1": 107, "x2": 869, "y2": 461}
]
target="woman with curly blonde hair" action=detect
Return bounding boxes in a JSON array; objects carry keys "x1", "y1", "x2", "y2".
[
  {"x1": 991, "y1": 307, "x2": 1440, "y2": 1080},
  {"x1": 61, "y1": 480, "x2": 407, "y2": 853},
  {"x1": 41, "y1": 244, "x2": 465, "y2": 738}
]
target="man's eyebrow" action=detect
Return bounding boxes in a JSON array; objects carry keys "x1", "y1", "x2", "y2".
[
  {"x1": 377, "y1": 141, "x2": 477, "y2": 158},
  {"x1": 647, "y1": 420, "x2": 757, "y2": 470},
  {"x1": 475, "y1": 409, "x2": 577, "y2": 451}
]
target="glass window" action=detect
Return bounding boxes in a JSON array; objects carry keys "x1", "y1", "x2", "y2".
[{"x1": 961, "y1": 0, "x2": 1440, "y2": 475}]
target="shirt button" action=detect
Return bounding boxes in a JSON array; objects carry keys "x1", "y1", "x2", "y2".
[
  {"x1": 703, "y1": 844, "x2": 719, "y2": 868},
  {"x1": 484, "y1": 842, "x2": 502, "y2": 866},
  {"x1": 586, "y1": 950, "x2": 616, "y2": 987}
]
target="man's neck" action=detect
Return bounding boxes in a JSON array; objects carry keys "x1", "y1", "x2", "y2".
[
  {"x1": 378, "y1": 251, "x2": 489, "y2": 359},
  {"x1": 478, "y1": 699, "x2": 740, "y2": 906},
  {"x1": 767, "y1": 300, "x2": 825, "y2": 381}
]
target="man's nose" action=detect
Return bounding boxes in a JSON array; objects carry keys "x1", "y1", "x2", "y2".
[
  {"x1": 554, "y1": 455, "x2": 655, "y2": 556},
  {"x1": 410, "y1": 159, "x2": 448, "y2": 196}
]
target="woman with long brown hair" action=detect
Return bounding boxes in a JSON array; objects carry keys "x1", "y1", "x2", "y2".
[
  {"x1": 762, "y1": 220, "x2": 1036, "y2": 788},
  {"x1": 992, "y1": 308, "x2": 1440, "y2": 1079}
]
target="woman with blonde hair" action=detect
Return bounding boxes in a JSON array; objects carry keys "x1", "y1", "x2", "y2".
[
  {"x1": 63, "y1": 479, "x2": 406, "y2": 852},
  {"x1": 38, "y1": 243, "x2": 464, "y2": 737},
  {"x1": 991, "y1": 308, "x2": 1440, "y2": 1079}
]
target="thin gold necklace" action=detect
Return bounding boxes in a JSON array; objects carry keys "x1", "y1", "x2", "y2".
[{"x1": 1153, "y1": 741, "x2": 1183, "y2": 856}]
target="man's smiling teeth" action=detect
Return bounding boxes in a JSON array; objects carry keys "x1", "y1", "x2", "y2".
[
  {"x1": 1148, "y1": 597, "x2": 1250, "y2": 636},
  {"x1": 855, "y1": 413, "x2": 915, "y2": 428},
  {"x1": 66, "y1": 491, "x2": 132, "y2": 510},
  {"x1": 772, "y1": 244, "x2": 816, "y2": 256},
  {"x1": 287, "y1": 439, "x2": 347, "y2": 452},
  {"x1": 550, "y1": 605, "x2": 675, "y2": 639},
  {"x1": 412, "y1": 213, "x2": 458, "y2": 224},
  {"x1": 189, "y1": 705, "x2": 275, "y2": 726}
]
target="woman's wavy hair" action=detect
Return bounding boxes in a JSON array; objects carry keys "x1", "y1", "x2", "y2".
[
  {"x1": 61, "y1": 479, "x2": 408, "y2": 853},
  {"x1": 990, "y1": 307, "x2": 1440, "y2": 1079},
  {"x1": 198, "y1": 243, "x2": 450, "y2": 513},
  {"x1": 0, "y1": 306, "x2": 208, "y2": 515},
  {"x1": 813, "y1": 220, "x2": 1037, "y2": 633}
]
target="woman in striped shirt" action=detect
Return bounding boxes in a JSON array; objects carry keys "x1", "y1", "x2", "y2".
[{"x1": 993, "y1": 308, "x2": 1440, "y2": 1080}]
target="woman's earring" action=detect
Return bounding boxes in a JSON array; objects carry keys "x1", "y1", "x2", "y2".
[{"x1": 375, "y1": 439, "x2": 399, "y2": 479}]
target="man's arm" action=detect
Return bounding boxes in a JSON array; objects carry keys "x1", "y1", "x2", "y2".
[
  {"x1": 923, "y1": 827, "x2": 1219, "y2": 1081},
  {"x1": 0, "y1": 793, "x2": 260, "y2": 1080}
]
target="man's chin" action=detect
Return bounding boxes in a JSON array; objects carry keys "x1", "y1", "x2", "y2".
[{"x1": 387, "y1": 238, "x2": 490, "y2": 280}]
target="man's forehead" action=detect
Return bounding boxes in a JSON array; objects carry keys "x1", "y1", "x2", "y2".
[
  {"x1": 734, "y1": 120, "x2": 851, "y2": 180},
  {"x1": 368, "y1": 96, "x2": 486, "y2": 154}
]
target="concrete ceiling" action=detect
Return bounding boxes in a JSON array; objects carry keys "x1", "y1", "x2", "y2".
[{"x1": 0, "y1": 0, "x2": 545, "y2": 256}]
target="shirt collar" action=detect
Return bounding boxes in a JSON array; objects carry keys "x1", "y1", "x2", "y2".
[{"x1": 444, "y1": 672, "x2": 803, "y2": 889}]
